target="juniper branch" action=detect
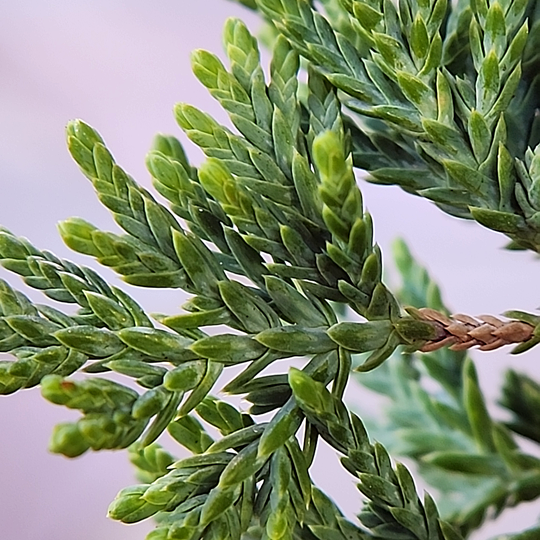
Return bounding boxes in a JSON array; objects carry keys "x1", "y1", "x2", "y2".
[
  {"x1": 289, "y1": 367, "x2": 465, "y2": 540},
  {"x1": 254, "y1": 0, "x2": 540, "y2": 253},
  {"x1": 172, "y1": 20, "x2": 401, "y2": 331},
  {"x1": 3, "y1": 2, "x2": 540, "y2": 540},
  {"x1": 353, "y1": 240, "x2": 540, "y2": 536}
]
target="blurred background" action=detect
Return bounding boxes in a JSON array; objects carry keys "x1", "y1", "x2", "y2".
[{"x1": 1, "y1": 1, "x2": 540, "y2": 538}]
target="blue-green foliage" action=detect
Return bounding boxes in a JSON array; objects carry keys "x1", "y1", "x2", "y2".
[{"x1": 2, "y1": 0, "x2": 540, "y2": 538}]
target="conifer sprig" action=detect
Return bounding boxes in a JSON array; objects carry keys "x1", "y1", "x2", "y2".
[
  {"x1": 0, "y1": 226, "x2": 117, "y2": 311},
  {"x1": 289, "y1": 367, "x2": 465, "y2": 540},
  {"x1": 3, "y1": 1, "x2": 540, "y2": 539},
  {"x1": 254, "y1": 0, "x2": 540, "y2": 251},
  {"x1": 353, "y1": 240, "x2": 540, "y2": 536}
]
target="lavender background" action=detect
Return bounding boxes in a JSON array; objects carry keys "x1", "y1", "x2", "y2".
[{"x1": 1, "y1": 1, "x2": 540, "y2": 538}]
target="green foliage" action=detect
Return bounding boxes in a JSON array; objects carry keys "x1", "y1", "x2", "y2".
[
  {"x1": 3, "y1": 1, "x2": 540, "y2": 539},
  {"x1": 254, "y1": 0, "x2": 540, "y2": 249},
  {"x1": 353, "y1": 240, "x2": 540, "y2": 536}
]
